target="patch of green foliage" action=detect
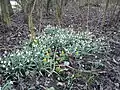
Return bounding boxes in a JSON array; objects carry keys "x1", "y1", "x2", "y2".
[
  {"x1": 0, "y1": 81, "x2": 13, "y2": 90},
  {"x1": 0, "y1": 26, "x2": 107, "y2": 85}
]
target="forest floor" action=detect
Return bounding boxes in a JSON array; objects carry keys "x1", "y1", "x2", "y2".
[{"x1": 0, "y1": 2, "x2": 120, "y2": 90}]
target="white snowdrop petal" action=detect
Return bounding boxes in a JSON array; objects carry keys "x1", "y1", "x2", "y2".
[
  {"x1": 2, "y1": 65, "x2": 5, "y2": 68},
  {"x1": 64, "y1": 61, "x2": 70, "y2": 66}
]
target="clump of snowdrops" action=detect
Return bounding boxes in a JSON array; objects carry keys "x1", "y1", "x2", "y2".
[{"x1": 0, "y1": 25, "x2": 107, "y2": 81}]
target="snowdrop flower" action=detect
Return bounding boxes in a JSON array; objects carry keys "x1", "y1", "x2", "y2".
[
  {"x1": 87, "y1": 45, "x2": 91, "y2": 47},
  {"x1": 28, "y1": 52, "x2": 31, "y2": 56},
  {"x1": 22, "y1": 56, "x2": 25, "y2": 59},
  {"x1": 16, "y1": 50, "x2": 19, "y2": 53},
  {"x1": 17, "y1": 53, "x2": 20, "y2": 56},
  {"x1": 20, "y1": 63, "x2": 22, "y2": 66},
  {"x1": 4, "y1": 51, "x2": 7, "y2": 54},
  {"x1": 99, "y1": 60, "x2": 101, "y2": 62},
  {"x1": 64, "y1": 61, "x2": 70, "y2": 66},
  {"x1": 36, "y1": 52, "x2": 40, "y2": 55},
  {"x1": 82, "y1": 65, "x2": 84, "y2": 67},
  {"x1": 12, "y1": 67, "x2": 14, "y2": 70},
  {"x1": 35, "y1": 54, "x2": 38, "y2": 57},
  {"x1": 31, "y1": 58, "x2": 34, "y2": 61},
  {"x1": 10, "y1": 54, "x2": 14, "y2": 57},
  {"x1": 46, "y1": 25, "x2": 52, "y2": 28},
  {"x1": 3, "y1": 55, "x2": 6, "y2": 58},
  {"x1": 27, "y1": 59, "x2": 29, "y2": 62},
  {"x1": 95, "y1": 56, "x2": 98, "y2": 58},
  {"x1": 8, "y1": 61, "x2": 11, "y2": 66},
  {"x1": 80, "y1": 56, "x2": 82, "y2": 59},
  {"x1": 9, "y1": 81, "x2": 13, "y2": 84},
  {"x1": 4, "y1": 61, "x2": 6, "y2": 64},
  {"x1": 2, "y1": 65, "x2": 5, "y2": 68},
  {"x1": 26, "y1": 51, "x2": 29, "y2": 54},
  {"x1": 1, "y1": 61, "x2": 3, "y2": 63},
  {"x1": 6, "y1": 68, "x2": 8, "y2": 71}
]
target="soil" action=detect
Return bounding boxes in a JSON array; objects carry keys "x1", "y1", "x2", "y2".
[{"x1": 0, "y1": 2, "x2": 120, "y2": 90}]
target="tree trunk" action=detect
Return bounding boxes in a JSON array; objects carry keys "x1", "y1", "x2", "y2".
[
  {"x1": 0, "y1": 0, "x2": 11, "y2": 25},
  {"x1": 7, "y1": 0, "x2": 14, "y2": 16}
]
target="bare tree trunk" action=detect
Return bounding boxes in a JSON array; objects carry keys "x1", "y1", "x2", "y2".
[
  {"x1": 28, "y1": 0, "x2": 37, "y2": 40},
  {"x1": 55, "y1": 0, "x2": 63, "y2": 26},
  {"x1": 7, "y1": 0, "x2": 14, "y2": 16},
  {"x1": 0, "y1": 0, "x2": 11, "y2": 25},
  {"x1": 38, "y1": 0, "x2": 43, "y2": 32},
  {"x1": 102, "y1": 0, "x2": 110, "y2": 25},
  {"x1": 110, "y1": 0, "x2": 120, "y2": 22},
  {"x1": 46, "y1": 0, "x2": 52, "y2": 16}
]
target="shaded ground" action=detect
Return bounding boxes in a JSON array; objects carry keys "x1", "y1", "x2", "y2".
[{"x1": 0, "y1": 2, "x2": 120, "y2": 90}]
